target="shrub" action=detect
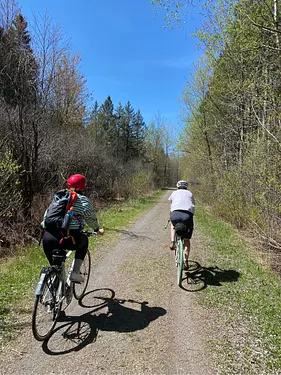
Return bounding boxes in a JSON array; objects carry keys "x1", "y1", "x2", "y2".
[{"x1": 0, "y1": 151, "x2": 22, "y2": 223}]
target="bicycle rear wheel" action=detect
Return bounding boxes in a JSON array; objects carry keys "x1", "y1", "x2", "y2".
[
  {"x1": 73, "y1": 250, "x2": 91, "y2": 300},
  {"x1": 176, "y1": 238, "x2": 184, "y2": 286},
  {"x1": 32, "y1": 269, "x2": 61, "y2": 341}
]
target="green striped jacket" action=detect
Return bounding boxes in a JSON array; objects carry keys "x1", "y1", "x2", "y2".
[{"x1": 42, "y1": 193, "x2": 99, "y2": 231}]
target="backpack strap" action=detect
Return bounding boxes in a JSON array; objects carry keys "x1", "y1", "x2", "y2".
[
  {"x1": 66, "y1": 191, "x2": 78, "y2": 212},
  {"x1": 57, "y1": 191, "x2": 78, "y2": 245}
]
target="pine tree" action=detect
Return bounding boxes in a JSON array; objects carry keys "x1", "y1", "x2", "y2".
[
  {"x1": 115, "y1": 102, "x2": 126, "y2": 159},
  {"x1": 88, "y1": 100, "x2": 100, "y2": 139},
  {"x1": 131, "y1": 109, "x2": 146, "y2": 158},
  {"x1": 97, "y1": 96, "x2": 117, "y2": 148},
  {"x1": 0, "y1": 13, "x2": 38, "y2": 106},
  {"x1": 0, "y1": 13, "x2": 39, "y2": 218},
  {"x1": 121, "y1": 101, "x2": 136, "y2": 162}
]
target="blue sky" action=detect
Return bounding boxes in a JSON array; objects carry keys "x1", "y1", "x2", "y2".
[{"x1": 20, "y1": 0, "x2": 203, "y2": 132}]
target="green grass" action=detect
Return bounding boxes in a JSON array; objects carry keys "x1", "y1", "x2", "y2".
[
  {"x1": 196, "y1": 205, "x2": 281, "y2": 375},
  {"x1": 0, "y1": 190, "x2": 164, "y2": 346}
]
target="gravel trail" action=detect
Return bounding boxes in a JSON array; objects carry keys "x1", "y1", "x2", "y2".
[{"x1": 0, "y1": 192, "x2": 216, "y2": 375}]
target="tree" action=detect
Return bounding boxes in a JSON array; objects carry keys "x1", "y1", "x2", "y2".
[
  {"x1": 50, "y1": 53, "x2": 88, "y2": 128},
  {"x1": 131, "y1": 109, "x2": 146, "y2": 159},
  {"x1": 0, "y1": 13, "x2": 38, "y2": 106},
  {"x1": 151, "y1": 0, "x2": 198, "y2": 27},
  {"x1": 115, "y1": 102, "x2": 126, "y2": 159},
  {"x1": 0, "y1": 10, "x2": 39, "y2": 217},
  {"x1": 96, "y1": 95, "x2": 117, "y2": 148},
  {"x1": 177, "y1": 0, "x2": 281, "y2": 245},
  {"x1": 145, "y1": 121, "x2": 167, "y2": 187}
]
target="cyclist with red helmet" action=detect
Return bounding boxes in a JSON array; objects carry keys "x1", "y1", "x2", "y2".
[
  {"x1": 41, "y1": 174, "x2": 104, "y2": 283},
  {"x1": 168, "y1": 180, "x2": 195, "y2": 271}
]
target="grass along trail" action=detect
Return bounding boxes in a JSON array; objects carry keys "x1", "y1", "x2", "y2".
[{"x1": 194, "y1": 205, "x2": 281, "y2": 375}]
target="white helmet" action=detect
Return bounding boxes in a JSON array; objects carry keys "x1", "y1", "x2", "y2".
[{"x1": 176, "y1": 180, "x2": 188, "y2": 189}]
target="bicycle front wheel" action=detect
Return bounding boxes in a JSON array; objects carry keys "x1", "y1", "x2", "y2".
[
  {"x1": 73, "y1": 250, "x2": 91, "y2": 300},
  {"x1": 176, "y1": 239, "x2": 184, "y2": 287},
  {"x1": 32, "y1": 270, "x2": 61, "y2": 341}
]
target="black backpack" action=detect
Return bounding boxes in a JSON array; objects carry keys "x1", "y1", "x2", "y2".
[
  {"x1": 174, "y1": 222, "x2": 190, "y2": 238},
  {"x1": 44, "y1": 189, "x2": 78, "y2": 236}
]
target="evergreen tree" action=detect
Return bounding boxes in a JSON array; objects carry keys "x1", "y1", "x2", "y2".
[
  {"x1": 121, "y1": 101, "x2": 136, "y2": 162},
  {"x1": 0, "y1": 13, "x2": 37, "y2": 106},
  {"x1": 115, "y1": 102, "x2": 126, "y2": 159},
  {"x1": 131, "y1": 109, "x2": 146, "y2": 158},
  {"x1": 97, "y1": 95, "x2": 117, "y2": 148},
  {"x1": 88, "y1": 100, "x2": 100, "y2": 139},
  {"x1": 0, "y1": 13, "x2": 39, "y2": 218}
]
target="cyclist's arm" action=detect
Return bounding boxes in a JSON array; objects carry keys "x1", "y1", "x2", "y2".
[
  {"x1": 81, "y1": 196, "x2": 100, "y2": 231},
  {"x1": 191, "y1": 194, "x2": 195, "y2": 213},
  {"x1": 168, "y1": 191, "x2": 174, "y2": 203}
]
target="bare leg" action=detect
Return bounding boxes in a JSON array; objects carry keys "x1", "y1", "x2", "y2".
[
  {"x1": 183, "y1": 238, "x2": 190, "y2": 269},
  {"x1": 170, "y1": 224, "x2": 175, "y2": 250}
]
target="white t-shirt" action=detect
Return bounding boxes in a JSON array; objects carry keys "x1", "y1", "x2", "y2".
[{"x1": 168, "y1": 189, "x2": 195, "y2": 213}]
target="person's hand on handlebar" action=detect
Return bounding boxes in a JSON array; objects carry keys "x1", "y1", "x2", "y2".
[{"x1": 92, "y1": 227, "x2": 104, "y2": 235}]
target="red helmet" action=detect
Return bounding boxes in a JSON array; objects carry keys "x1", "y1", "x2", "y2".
[{"x1": 67, "y1": 174, "x2": 87, "y2": 191}]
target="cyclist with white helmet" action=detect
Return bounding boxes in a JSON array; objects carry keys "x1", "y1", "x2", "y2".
[
  {"x1": 41, "y1": 174, "x2": 104, "y2": 283},
  {"x1": 168, "y1": 180, "x2": 195, "y2": 270}
]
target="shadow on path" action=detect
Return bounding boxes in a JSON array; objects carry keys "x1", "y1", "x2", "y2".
[
  {"x1": 42, "y1": 288, "x2": 166, "y2": 356},
  {"x1": 180, "y1": 261, "x2": 240, "y2": 292},
  {"x1": 106, "y1": 228, "x2": 152, "y2": 240}
]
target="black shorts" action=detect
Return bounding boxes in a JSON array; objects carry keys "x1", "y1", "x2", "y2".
[
  {"x1": 42, "y1": 230, "x2": 88, "y2": 265},
  {"x1": 170, "y1": 210, "x2": 194, "y2": 239}
]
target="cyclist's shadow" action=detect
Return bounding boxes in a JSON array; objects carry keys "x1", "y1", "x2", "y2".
[
  {"x1": 181, "y1": 261, "x2": 240, "y2": 292},
  {"x1": 42, "y1": 288, "x2": 166, "y2": 355}
]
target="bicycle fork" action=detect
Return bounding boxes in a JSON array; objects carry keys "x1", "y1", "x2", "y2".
[{"x1": 34, "y1": 267, "x2": 49, "y2": 296}]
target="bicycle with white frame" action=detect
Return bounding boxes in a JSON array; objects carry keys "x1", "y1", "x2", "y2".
[{"x1": 32, "y1": 230, "x2": 96, "y2": 341}]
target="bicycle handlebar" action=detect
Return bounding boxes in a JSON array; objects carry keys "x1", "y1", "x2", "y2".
[
  {"x1": 164, "y1": 219, "x2": 170, "y2": 229},
  {"x1": 82, "y1": 230, "x2": 99, "y2": 237}
]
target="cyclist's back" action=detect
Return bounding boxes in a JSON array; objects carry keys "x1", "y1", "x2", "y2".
[{"x1": 169, "y1": 189, "x2": 195, "y2": 213}]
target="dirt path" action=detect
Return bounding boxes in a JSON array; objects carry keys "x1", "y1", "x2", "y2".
[{"x1": 0, "y1": 192, "x2": 216, "y2": 375}]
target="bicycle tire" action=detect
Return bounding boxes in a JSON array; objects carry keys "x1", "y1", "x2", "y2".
[
  {"x1": 32, "y1": 269, "x2": 61, "y2": 341},
  {"x1": 73, "y1": 250, "x2": 91, "y2": 300},
  {"x1": 176, "y1": 238, "x2": 184, "y2": 286}
]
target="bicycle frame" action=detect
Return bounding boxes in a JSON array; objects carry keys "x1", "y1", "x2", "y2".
[
  {"x1": 35, "y1": 250, "x2": 74, "y2": 303},
  {"x1": 54, "y1": 250, "x2": 75, "y2": 305}
]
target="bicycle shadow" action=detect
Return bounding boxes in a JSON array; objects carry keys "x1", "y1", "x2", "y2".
[
  {"x1": 180, "y1": 261, "x2": 240, "y2": 292},
  {"x1": 106, "y1": 228, "x2": 152, "y2": 240},
  {"x1": 42, "y1": 288, "x2": 166, "y2": 355}
]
